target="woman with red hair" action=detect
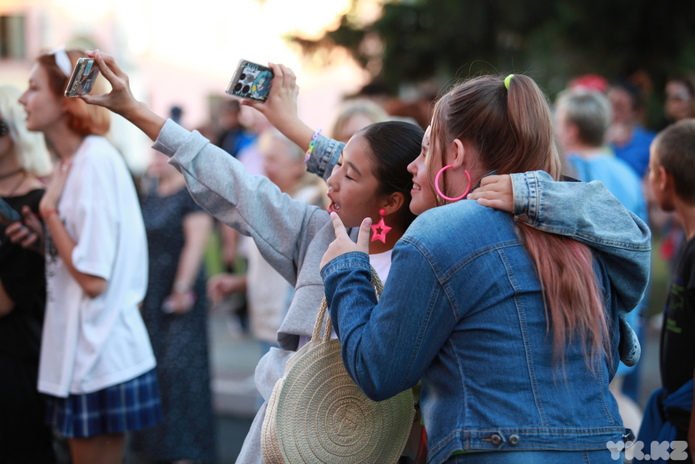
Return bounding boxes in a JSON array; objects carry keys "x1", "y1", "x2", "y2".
[{"x1": 13, "y1": 49, "x2": 161, "y2": 464}]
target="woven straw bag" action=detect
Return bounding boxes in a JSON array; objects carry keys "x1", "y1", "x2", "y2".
[{"x1": 261, "y1": 269, "x2": 415, "y2": 463}]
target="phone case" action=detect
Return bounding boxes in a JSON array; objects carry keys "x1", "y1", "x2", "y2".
[
  {"x1": 225, "y1": 60, "x2": 274, "y2": 101},
  {"x1": 0, "y1": 198, "x2": 20, "y2": 224},
  {"x1": 64, "y1": 58, "x2": 100, "y2": 97}
]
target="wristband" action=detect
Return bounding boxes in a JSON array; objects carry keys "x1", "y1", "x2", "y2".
[{"x1": 304, "y1": 129, "x2": 322, "y2": 163}]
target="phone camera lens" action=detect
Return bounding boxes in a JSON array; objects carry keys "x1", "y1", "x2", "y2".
[
  {"x1": 239, "y1": 73, "x2": 246, "y2": 80},
  {"x1": 234, "y1": 83, "x2": 242, "y2": 92},
  {"x1": 242, "y1": 85, "x2": 250, "y2": 94}
]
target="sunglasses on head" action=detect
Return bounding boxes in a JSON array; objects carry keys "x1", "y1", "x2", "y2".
[{"x1": 0, "y1": 119, "x2": 9, "y2": 137}]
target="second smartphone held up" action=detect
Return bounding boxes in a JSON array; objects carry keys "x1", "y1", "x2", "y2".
[{"x1": 226, "y1": 60, "x2": 274, "y2": 102}]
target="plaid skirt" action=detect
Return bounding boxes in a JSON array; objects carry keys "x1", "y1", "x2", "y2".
[{"x1": 44, "y1": 368, "x2": 163, "y2": 438}]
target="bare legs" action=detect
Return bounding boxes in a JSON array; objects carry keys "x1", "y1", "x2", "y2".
[{"x1": 68, "y1": 433, "x2": 125, "y2": 464}]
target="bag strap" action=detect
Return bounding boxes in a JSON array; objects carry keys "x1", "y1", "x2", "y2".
[{"x1": 311, "y1": 266, "x2": 384, "y2": 343}]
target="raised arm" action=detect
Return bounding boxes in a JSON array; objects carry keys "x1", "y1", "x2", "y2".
[
  {"x1": 242, "y1": 63, "x2": 344, "y2": 182},
  {"x1": 84, "y1": 51, "x2": 327, "y2": 286},
  {"x1": 242, "y1": 63, "x2": 314, "y2": 151},
  {"x1": 83, "y1": 50, "x2": 165, "y2": 142}
]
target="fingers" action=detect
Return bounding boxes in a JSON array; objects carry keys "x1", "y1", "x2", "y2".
[
  {"x1": 267, "y1": 62, "x2": 284, "y2": 90},
  {"x1": 467, "y1": 174, "x2": 513, "y2": 213},
  {"x1": 477, "y1": 175, "x2": 498, "y2": 187},
  {"x1": 267, "y1": 63, "x2": 295, "y2": 91},
  {"x1": 20, "y1": 231, "x2": 39, "y2": 249},
  {"x1": 240, "y1": 98, "x2": 259, "y2": 110},
  {"x1": 85, "y1": 50, "x2": 116, "y2": 89},
  {"x1": 472, "y1": 197, "x2": 504, "y2": 209},
  {"x1": 93, "y1": 50, "x2": 124, "y2": 83},
  {"x1": 5, "y1": 221, "x2": 26, "y2": 240},
  {"x1": 329, "y1": 212, "x2": 349, "y2": 240},
  {"x1": 278, "y1": 64, "x2": 295, "y2": 87},
  {"x1": 21, "y1": 206, "x2": 42, "y2": 233},
  {"x1": 82, "y1": 50, "x2": 132, "y2": 110},
  {"x1": 356, "y1": 217, "x2": 372, "y2": 252},
  {"x1": 6, "y1": 222, "x2": 35, "y2": 246}
]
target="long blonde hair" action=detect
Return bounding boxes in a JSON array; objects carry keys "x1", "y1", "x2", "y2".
[
  {"x1": 0, "y1": 85, "x2": 52, "y2": 176},
  {"x1": 430, "y1": 74, "x2": 609, "y2": 366}
]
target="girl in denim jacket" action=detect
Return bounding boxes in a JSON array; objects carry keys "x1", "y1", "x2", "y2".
[{"x1": 321, "y1": 74, "x2": 651, "y2": 464}]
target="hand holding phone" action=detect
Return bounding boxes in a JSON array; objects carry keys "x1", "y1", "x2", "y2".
[
  {"x1": 2, "y1": 204, "x2": 44, "y2": 253},
  {"x1": 65, "y1": 57, "x2": 100, "y2": 97},
  {"x1": 226, "y1": 60, "x2": 274, "y2": 102}
]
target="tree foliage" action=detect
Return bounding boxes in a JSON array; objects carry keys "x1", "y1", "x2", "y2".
[{"x1": 290, "y1": 0, "x2": 695, "y2": 117}]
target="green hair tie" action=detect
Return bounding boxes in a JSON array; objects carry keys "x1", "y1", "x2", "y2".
[{"x1": 504, "y1": 74, "x2": 514, "y2": 90}]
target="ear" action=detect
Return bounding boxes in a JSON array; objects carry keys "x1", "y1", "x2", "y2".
[
  {"x1": 449, "y1": 138, "x2": 466, "y2": 169},
  {"x1": 650, "y1": 163, "x2": 666, "y2": 192},
  {"x1": 660, "y1": 166, "x2": 677, "y2": 196},
  {"x1": 381, "y1": 191, "x2": 406, "y2": 216}
]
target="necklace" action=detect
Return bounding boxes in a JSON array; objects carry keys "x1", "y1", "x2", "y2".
[{"x1": 0, "y1": 168, "x2": 23, "y2": 181}]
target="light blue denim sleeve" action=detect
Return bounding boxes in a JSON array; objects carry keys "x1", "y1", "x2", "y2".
[
  {"x1": 510, "y1": 170, "x2": 651, "y2": 309},
  {"x1": 510, "y1": 170, "x2": 650, "y2": 366},
  {"x1": 305, "y1": 134, "x2": 345, "y2": 182},
  {"x1": 322, "y1": 248, "x2": 452, "y2": 401}
]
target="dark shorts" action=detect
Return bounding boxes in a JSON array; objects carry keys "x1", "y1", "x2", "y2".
[{"x1": 44, "y1": 368, "x2": 163, "y2": 438}]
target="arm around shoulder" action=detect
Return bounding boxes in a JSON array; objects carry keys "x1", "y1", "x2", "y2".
[{"x1": 510, "y1": 170, "x2": 651, "y2": 310}]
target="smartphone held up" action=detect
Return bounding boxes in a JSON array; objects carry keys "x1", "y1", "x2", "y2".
[
  {"x1": 64, "y1": 57, "x2": 100, "y2": 97},
  {"x1": 225, "y1": 60, "x2": 274, "y2": 102}
]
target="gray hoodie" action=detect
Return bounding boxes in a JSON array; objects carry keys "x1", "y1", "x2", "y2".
[{"x1": 153, "y1": 120, "x2": 346, "y2": 463}]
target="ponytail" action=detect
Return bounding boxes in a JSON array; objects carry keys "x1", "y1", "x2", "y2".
[{"x1": 432, "y1": 74, "x2": 610, "y2": 368}]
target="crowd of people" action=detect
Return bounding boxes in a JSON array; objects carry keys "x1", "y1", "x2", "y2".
[{"x1": 0, "y1": 45, "x2": 694, "y2": 464}]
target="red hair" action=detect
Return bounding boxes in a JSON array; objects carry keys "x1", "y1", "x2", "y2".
[
  {"x1": 37, "y1": 49, "x2": 110, "y2": 136},
  {"x1": 430, "y1": 74, "x2": 609, "y2": 368}
]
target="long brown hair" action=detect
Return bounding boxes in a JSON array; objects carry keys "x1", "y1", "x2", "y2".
[{"x1": 430, "y1": 74, "x2": 608, "y2": 366}]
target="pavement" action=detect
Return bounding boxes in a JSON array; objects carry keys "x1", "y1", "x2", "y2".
[{"x1": 207, "y1": 305, "x2": 264, "y2": 464}]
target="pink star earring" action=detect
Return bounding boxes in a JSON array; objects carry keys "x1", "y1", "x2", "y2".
[{"x1": 371, "y1": 208, "x2": 392, "y2": 243}]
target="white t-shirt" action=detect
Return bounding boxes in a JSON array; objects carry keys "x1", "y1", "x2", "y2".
[
  {"x1": 369, "y1": 249, "x2": 393, "y2": 285},
  {"x1": 38, "y1": 136, "x2": 155, "y2": 398}
]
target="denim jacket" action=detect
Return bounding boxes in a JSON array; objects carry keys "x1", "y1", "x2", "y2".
[{"x1": 322, "y1": 179, "x2": 651, "y2": 463}]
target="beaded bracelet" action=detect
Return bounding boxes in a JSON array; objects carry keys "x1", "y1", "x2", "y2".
[{"x1": 304, "y1": 129, "x2": 322, "y2": 163}]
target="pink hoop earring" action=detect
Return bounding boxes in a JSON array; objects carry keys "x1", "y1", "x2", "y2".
[
  {"x1": 434, "y1": 165, "x2": 471, "y2": 202},
  {"x1": 370, "y1": 208, "x2": 392, "y2": 243}
]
